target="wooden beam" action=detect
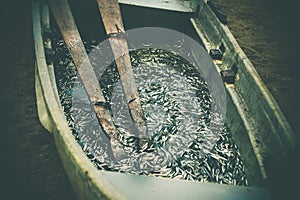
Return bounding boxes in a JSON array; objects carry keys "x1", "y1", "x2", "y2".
[
  {"x1": 47, "y1": 0, "x2": 125, "y2": 159},
  {"x1": 97, "y1": 0, "x2": 148, "y2": 141}
]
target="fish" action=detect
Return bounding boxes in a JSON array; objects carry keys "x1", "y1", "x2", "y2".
[{"x1": 54, "y1": 37, "x2": 248, "y2": 185}]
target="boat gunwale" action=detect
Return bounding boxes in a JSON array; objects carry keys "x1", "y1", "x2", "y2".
[
  {"x1": 33, "y1": 1, "x2": 126, "y2": 199},
  {"x1": 190, "y1": 0, "x2": 299, "y2": 186}
]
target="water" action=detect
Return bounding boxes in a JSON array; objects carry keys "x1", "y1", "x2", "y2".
[{"x1": 54, "y1": 36, "x2": 248, "y2": 185}]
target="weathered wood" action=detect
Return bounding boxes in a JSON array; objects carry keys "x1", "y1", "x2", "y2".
[
  {"x1": 97, "y1": 0, "x2": 148, "y2": 140},
  {"x1": 47, "y1": 0, "x2": 125, "y2": 159}
]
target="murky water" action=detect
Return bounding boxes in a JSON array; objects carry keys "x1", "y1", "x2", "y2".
[{"x1": 54, "y1": 36, "x2": 248, "y2": 185}]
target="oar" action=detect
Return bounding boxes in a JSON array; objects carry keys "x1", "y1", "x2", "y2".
[
  {"x1": 96, "y1": 0, "x2": 148, "y2": 144},
  {"x1": 47, "y1": 0, "x2": 125, "y2": 159}
]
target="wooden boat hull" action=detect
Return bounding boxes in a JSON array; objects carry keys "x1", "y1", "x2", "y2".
[{"x1": 33, "y1": 0, "x2": 297, "y2": 199}]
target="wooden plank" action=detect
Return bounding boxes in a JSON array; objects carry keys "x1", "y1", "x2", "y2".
[
  {"x1": 97, "y1": 0, "x2": 148, "y2": 141},
  {"x1": 97, "y1": 0, "x2": 125, "y2": 34},
  {"x1": 118, "y1": 0, "x2": 194, "y2": 12},
  {"x1": 47, "y1": 0, "x2": 125, "y2": 159}
]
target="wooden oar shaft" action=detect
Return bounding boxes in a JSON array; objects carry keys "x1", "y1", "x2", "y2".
[
  {"x1": 47, "y1": 0, "x2": 124, "y2": 159},
  {"x1": 97, "y1": 0, "x2": 148, "y2": 139}
]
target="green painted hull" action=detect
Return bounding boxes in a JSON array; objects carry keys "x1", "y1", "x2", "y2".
[{"x1": 33, "y1": 0, "x2": 297, "y2": 199}]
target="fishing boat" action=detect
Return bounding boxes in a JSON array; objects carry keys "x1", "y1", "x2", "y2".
[{"x1": 33, "y1": 0, "x2": 298, "y2": 199}]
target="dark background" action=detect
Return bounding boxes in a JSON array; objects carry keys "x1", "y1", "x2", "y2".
[
  {"x1": 0, "y1": 0, "x2": 77, "y2": 199},
  {"x1": 0, "y1": 0, "x2": 299, "y2": 199}
]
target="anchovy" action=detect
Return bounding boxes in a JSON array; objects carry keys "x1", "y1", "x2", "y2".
[{"x1": 54, "y1": 37, "x2": 248, "y2": 185}]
